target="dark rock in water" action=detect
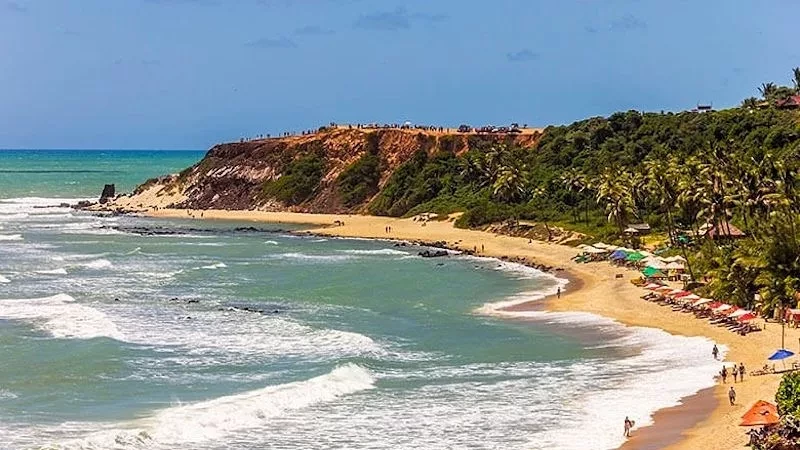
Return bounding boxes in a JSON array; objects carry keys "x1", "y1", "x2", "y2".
[
  {"x1": 418, "y1": 249, "x2": 449, "y2": 258},
  {"x1": 59, "y1": 203, "x2": 71, "y2": 208},
  {"x1": 75, "y1": 200, "x2": 93, "y2": 209},
  {"x1": 186, "y1": 299, "x2": 199, "y2": 304},
  {"x1": 99, "y1": 184, "x2": 116, "y2": 204}
]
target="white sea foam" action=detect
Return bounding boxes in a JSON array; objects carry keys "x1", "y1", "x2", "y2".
[
  {"x1": 340, "y1": 248, "x2": 410, "y2": 256},
  {"x1": 0, "y1": 234, "x2": 23, "y2": 241},
  {"x1": 80, "y1": 259, "x2": 113, "y2": 270},
  {"x1": 264, "y1": 240, "x2": 279, "y2": 245},
  {"x1": 309, "y1": 238, "x2": 328, "y2": 243},
  {"x1": 0, "y1": 294, "x2": 123, "y2": 340},
  {"x1": 36, "y1": 268, "x2": 68, "y2": 275},
  {"x1": 53, "y1": 364, "x2": 375, "y2": 448},
  {"x1": 0, "y1": 275, "x2": 9, "y2": 283},
  {"x1": 270, "y1": 252, "x2": 355, "y2": 263},
  {"x1": 200, "y1": 262, "x2": 227, "y2": 270},
  {"x1": 478, "y1": 290, "x2": 722, "y2": 450}
]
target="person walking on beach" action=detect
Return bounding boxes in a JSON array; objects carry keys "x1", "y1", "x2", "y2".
[
  {"x1": 732, "y1": 365, "x2": 739, "y2": 382},
  {"x1": 623, "y1": 417, "x2": 632, "y2": 437},
  {"x1": 729, "y1": 386, "x2": 736, "y2": 405},
  {"x1": 739, "y1": 363, "x2": 746, "y2": 381},
  {"x1": 712, "y1": 344, "x2": 719, "y2": 360},
  {"x1": 721, "y1": 366, "x2": 727, "y2": 383},
  {"x1": 557, "y1": 287, "x2": 561, "y2": 299}
]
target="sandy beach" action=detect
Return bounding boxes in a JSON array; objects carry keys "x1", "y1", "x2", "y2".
[{"x1": 135, "y1": 207, "x2": 796, "y2": 449}]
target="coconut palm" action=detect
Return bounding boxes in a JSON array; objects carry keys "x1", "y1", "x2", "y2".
[
  {"x1": 793, "y1": 67, "x2": 800, "y2": 92},
  {"x1": 594, "y1": 169, "x2": 636, "y2": 233},
  {"x1": 759, "y1": 82, "x2": 778, "y2": 100}
]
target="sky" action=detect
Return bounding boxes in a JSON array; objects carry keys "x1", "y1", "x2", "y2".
[{"x1": 1, "y1": 0, "x2": 799, "y2": 150}]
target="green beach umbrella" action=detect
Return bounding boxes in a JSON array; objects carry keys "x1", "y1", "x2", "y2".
[
  {"x1": 626, "y1": 252, "x2": 646, "y2": 262},
  {"x1": 642, "y1": 267, "x2": 664, "y2": 278}
]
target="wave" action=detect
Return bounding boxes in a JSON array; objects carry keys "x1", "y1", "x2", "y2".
[
  {"x1": 309, "y1": 238, "x2": 328, "y2": 243},
  {"x1": 81, "y1": 259, "x2": 113, "y2": 270},
  {"x1": 200, "y1": 262, "x2": 227, "y2": 270},
  {"x1": 270, "y1": 252, "x2": 355, "y2": 263},
  {"x1": 264, "y1": 240, "x2": 279, "y2": 245},
  {"x1": 0, "y1": 389, "x2": 17, "y2": 400},
  {"x1": 53, "y1": 364, "x2": 374, "y2": 448},
  {"x1": 339, "y1": 248, "x2": 410, "y2": 256},
  {"x1": 36, "y1": 268, "x2": 68, "y2": 275},
  {"x1": 477, "y1": 289, "x2": 721, "y2": 450},
  {"x1": 0, "y1": 234, "x2": 23, "y2": 241},
  {"x1": 0, "y1": 293, "x2": 123, "y2": 340},
  {"x1": 0, "y1": 275, "x2": 9, "y2": 283}
]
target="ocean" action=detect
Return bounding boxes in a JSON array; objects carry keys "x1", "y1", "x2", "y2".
[{"x1": 0, "y1": 150, "x2": 721, "y2": 450}]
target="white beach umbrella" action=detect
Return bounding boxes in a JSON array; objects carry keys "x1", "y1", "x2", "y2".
[
  {"x1": 593, "y1": 242, "x2": 610, "y2": 249},
  {"x1": 728, "y1": 309, "x2": 750, "y2": 319},
  {"x1": 665, "y1": 262, "x2": 685, "y2": 270},
  {"x1": 644, "y1": 259, "x2": 668, "y2": 270},
  {"x1": 583, "y1": 246, "x2": 608, "y2": 254},
  {"x1": 692, "y1": 298, "x2": 713, "y2": 306},
  {"x1": 713, "y1": 304, "x2": 733, "y2": 313},
  {"x1": 639, "y1": 250, "x2": 654, "y2": 257},
  {"x1": 643, "y1": 283, "x2": 662, "y2": 290},
  {"x1": 681, "y1": 294, "x2": 701, "y2": 301}
]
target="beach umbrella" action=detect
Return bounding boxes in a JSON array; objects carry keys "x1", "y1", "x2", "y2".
[
  {"x1": 644, "y1": 259, "x2": 668, "y2": 270},
  {"x1": 706, "y1": 301, "x2": 723, "y2": 309},
  {"x1": 594, "y1": 242, "x2": 611, "y2": 249},
  {"x1": 668, "y1": 289, "x2": 689, "y2": 297},
  {"x1": 610, "y1": 250, "x2": 628, "y2": 260},
  {"x1": 641, "y1": 267, "x2": 665, "y2": 278},
  {"x1": 739, "y1": 401, "x2": 779, "y2": 427},
  {"x1": 584, "y1": 247, "x2": 608, "y2": 254},
  {"x1": 768, "y1": 349, "x2": 794, "y2": 360},
  {"x1": 737, "y1": 313, "x2": 756, "y2": 322},
  {"x1": 655, "y1": 286, "x2": 674, "y2": 293},
  {"x1": 728, "y1": 309, "x2": 749, "y2": 319},
  {"x1": 626, "y1": 252, "x2": 646, "y2": 262},
  {"x1": 693, "y1": 298, "x2": 713, "y2": 307},
  {"x1": 643, "y1": 283, "x2": 662, "y2": 290},
  {"x1": 713, "y1": 304, "x2": 733, "y2": 313},
  {"x1": 577, "y1": 244, "x2": 591, "y2": 250},
  {"x1": 665, "y1": 262, "x2": 685, "y2": 270},
  {"x1": 682, "y1": 294, "x2": 701, "y2": 301}
]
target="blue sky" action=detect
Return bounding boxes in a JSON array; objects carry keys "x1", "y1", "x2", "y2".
[{"x1": 2, "y1": 0, "x2": 798, "y2": 150}]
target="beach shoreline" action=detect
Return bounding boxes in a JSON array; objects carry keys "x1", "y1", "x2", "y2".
[{"x1": 107, "y1": 206, "x2": 793, "y2": 450}]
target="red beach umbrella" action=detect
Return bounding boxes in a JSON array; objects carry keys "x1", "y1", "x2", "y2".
[
  {"x1": 672, "y1": 291, "x2": 691, "y2": 298},
  {"x1": 740, "y1": 401, "x2": 779, "y2": 427},
  {"x1": 738, "y1": 313, "x2": 756, "y2": 322}
]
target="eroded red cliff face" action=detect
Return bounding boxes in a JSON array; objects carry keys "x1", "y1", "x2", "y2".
[{"x1": 135, "y1": 127, "x2": 541, "y2": 213}]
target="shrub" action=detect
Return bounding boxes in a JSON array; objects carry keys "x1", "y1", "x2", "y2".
[
  {"x1": 336, "y1": 154, "x2": 381, "y2": 207},
  {"x1": 261, "y1": 153, "x2": 325, "y2": 205}
]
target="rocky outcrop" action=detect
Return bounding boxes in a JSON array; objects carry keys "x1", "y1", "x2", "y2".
[
  {"x1": 99, "y1": 184, "x2": 115, "y2": 204},
  {"x1": 115, "y1": 127, "x2": 542, "y2": 214}
]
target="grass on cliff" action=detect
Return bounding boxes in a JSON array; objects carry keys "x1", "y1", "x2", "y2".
[{"x1": 261, "y1": 153, "x2": 325, "y2": 206}]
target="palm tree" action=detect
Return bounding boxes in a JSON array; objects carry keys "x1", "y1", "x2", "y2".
[
  {"x1": 492, "y1": 165, "x2": 527, "y2": 203},
  {"x1": 741, "y1": 97, "x2": 760, "y2": 109},
  {"x1": 759, "y1": 82, "x2": 778, "y2": 100},
  {"x1": 594, "y1": 170, "x2": 636, "y2": 234},
  {"x1": 561, "y1": 168, "x2": 589, "y2": 223},
  {"x1": 793, "y1": 67, "x2": 800, "y2": 92}
]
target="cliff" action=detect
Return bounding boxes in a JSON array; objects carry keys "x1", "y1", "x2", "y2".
[{"x1": 120, "y1": 127, "x2": 542, "y2": 214}]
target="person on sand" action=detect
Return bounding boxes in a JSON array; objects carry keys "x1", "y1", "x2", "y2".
[
  {"x1": 721, "y1": 366, "x2": 727, "y2": 383},
  {"x1": 733, "y1": 365, "x2": 739, "y2": 382},
  {"x1": 739, "y1": 363, "x2": 746, "y2": 381},
  {"x1": 623, "y1": 417, "x2": 632, "y2": 437},
  {"x1": 481, "y1": 244, "x2": 484, "y2": 253},
  {"x1": 712, "y1": 344, "x2": 719, "y2": 360},
  {"x1": 729, "y1": 386, "x2": 736, "y2": 405},
  {"x1": 557, "y1": 287, "x2": 561, "y2": 299}
]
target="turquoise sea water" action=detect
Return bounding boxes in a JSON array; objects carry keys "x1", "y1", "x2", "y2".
[{"x1": 0, "y1": 151, "x2": 721, "y2": 450}]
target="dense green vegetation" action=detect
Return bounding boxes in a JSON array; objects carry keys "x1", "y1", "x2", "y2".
[
  {"x1": 336, "y1": 153, "x2": 381, "y2": 207},
  {"x1": 367, "y1": 68, "x2": 800, "y2": 315},
  {"x1": 261, "y1": 153, "x2": 326, "y2": 205}
]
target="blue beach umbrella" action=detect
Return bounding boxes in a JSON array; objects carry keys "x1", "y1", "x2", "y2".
[{"x1": 768, "y1": 349, "x2": 795, "y2": 361}]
